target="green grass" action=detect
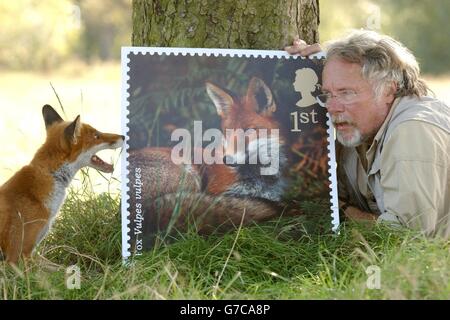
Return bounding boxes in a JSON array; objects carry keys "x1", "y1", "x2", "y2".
[{"x1": 1, "y1": 183, "x2": 449, "y2": 300}]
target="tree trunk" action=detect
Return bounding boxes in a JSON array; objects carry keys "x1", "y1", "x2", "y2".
[{"x1": 132, "y1": 0, "x2": 319, "y2": 49}]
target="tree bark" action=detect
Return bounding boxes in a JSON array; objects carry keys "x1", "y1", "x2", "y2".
[{"x1": 132, "y1": 0, "x2": 319, "y2": 49}]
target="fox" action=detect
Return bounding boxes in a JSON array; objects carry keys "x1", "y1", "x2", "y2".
[
  {"x1": 0, "y1": 105, "x2": 124, "y2": 264},
  {"x1": 128, "y1": 77, "x2": 288, "y2": 247}
]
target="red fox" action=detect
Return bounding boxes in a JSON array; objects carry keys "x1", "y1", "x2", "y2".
[
  {"x1": 0, "y1": 105, "x2": 124, "y2": 264},
  {"x1": 129, "y1": 77, "x2": 288, "y2": 246}
]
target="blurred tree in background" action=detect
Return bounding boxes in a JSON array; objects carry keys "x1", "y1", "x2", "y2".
[
  {"x1": 0, "y1": 0, "x2": 448, "y2": 74},
  {"x1": 380, "y1": 0, "x2": 450, "y2": 75},
  {"x1": 0, "y1": 0, "x2": 131, "y2": 70},
  {"x1": 320, "y1": 0, "x2": 450, "y2": 75},
  {"x1": 0, "y1": 0, "x2": 81, "y2": 70},
  {"x1": 74, "y1": 0, "x2": 131, "y2": 62}
]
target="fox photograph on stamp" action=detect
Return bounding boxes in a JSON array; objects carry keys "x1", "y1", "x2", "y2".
[{"x1": 121, "y1": 48, "x2": 339, "y2": 259}]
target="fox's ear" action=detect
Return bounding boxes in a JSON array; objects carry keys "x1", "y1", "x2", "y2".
[
  {"x1": 64, "y1": 115, "x2": 81, "y2": 144},
  {"x1": 42, "y1": 104, "x2": 64, "y2": 129},
  {"x1": 206, "y1": 82, "x2": 234, "y2": 118},
  {"x1": 246, "y1": 77, "x2": 277, "y2": 116}
]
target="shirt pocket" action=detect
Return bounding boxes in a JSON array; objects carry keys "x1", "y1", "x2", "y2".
[{"x1": 368, "y1": 155, "x2": 384, "y2": 214}]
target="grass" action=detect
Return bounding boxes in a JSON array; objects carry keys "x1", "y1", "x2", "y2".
[{"x1": 1, "y1": 180, "x2": 449, "y2": 300}]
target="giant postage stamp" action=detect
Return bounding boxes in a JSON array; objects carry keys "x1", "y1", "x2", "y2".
[{"x1": 121, "y1": 47, "x2": 339, "y2": 260}]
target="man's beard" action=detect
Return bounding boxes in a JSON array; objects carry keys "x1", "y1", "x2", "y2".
[
  {"x1": 332, "y1": 115, "x2": 365, "y2": 147},
  {"x1": 336, "y1": 127, "x2": 363, "y2": 147}
]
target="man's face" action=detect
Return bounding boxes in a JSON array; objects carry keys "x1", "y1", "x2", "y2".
[{"x1": 322, "y1": 57, "x2": 394, "y2": 147}]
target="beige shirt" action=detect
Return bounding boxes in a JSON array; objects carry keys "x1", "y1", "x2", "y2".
[{"x1": 338, "y1": 96, "x2": 450, "y2": 238}]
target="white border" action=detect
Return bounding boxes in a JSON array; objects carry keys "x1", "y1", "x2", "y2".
[
  {"x1": 327, "y1": 119, "x2": 340, "y2": 232},
  {"x1": 121, "y1": 47, "x2": 131, "y2": 262},
  {"x1": 122, "y1": 46, "x2": 326, "y2": 60},
  {"x1": 120, "y1": 47, "x2": 339, "y2": 260}
]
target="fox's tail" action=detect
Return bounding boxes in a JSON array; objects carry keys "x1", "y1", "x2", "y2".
[{"x1": 140, "y1": 193, "x2": 282, "y2": 237}]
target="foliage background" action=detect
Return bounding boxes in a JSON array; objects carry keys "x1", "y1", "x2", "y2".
[
  {"x1": 0, "y1": 0, "x2": 449, "y2": 74},
  {"x1": 321, "y1": 0, "x2": 450, "y2": 75},
  {"x1": 0, "y1": 0, "x2": 130, "y2": 70}
]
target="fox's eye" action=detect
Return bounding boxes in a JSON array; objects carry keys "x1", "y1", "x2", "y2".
[{"x1": 94, "y1": 133, "x2": 100, "y2": 139}]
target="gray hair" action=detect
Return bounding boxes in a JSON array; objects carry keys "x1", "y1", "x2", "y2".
[{"x1": 324, "y1": 30, "x2": 429, "y2": 99}]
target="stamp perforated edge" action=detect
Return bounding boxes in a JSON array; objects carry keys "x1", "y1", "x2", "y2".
[
  {"x1": 326, "y1": 116, "x2": 340, "y2": 232},
  {"x1": 121, "y1": 47, "x2": 131, "y2": 263},
  {"x1": 120, "y1": 47, "x2": 338, "y2": 260}
]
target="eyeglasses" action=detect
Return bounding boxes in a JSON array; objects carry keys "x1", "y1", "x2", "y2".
[{"x1": 317, "y1": 90, "x2": 359, "y2": 106}]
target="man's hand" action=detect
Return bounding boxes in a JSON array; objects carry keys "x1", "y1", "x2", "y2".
[
  {"x1": 284, "y1": 36, "x2": 322, "y2": 56},
  {"x1": 344, "y1": 206, "x2": 378, "y2": 222}
]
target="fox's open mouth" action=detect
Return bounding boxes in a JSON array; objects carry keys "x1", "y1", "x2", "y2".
[{"x1": 90, "y1": 155, "x2": 114, "y2": 173}]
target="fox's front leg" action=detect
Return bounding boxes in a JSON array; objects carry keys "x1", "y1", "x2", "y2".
[
  {"x1": 4, "y1": 212, "x2": 24, "y2": 265},
  {"x1": 5, "y1": 207, "x2": 48, "y2": 264},
  {"x1": 21, "y1": 206, "x2": 49, "y2": 260}
]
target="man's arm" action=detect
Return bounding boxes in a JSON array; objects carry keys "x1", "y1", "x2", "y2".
[
  {"x1": 342, "y1": 121, "x2": 449, "y2": 227},
  {"x1": 379, "y1": 121, "x2": 449, "y2": 235}
]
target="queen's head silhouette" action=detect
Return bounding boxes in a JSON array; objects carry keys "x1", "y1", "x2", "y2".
[{"x1": 293, "y1": 68, "x2": 319, "y2": 108}]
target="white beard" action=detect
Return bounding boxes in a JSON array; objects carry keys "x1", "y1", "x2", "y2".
[
  {"x1": 336, "y1": 126, "x2": 363, "y2": 147},
  {"x1": 332, "y1": 114, "x2": 364, "y2": 147}
]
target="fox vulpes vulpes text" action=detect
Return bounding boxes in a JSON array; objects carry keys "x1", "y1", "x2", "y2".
[{"x1": 0, "y1": 105, "x2": 124, "y2": 264}]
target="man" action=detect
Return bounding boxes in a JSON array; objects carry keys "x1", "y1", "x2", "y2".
[{"x1": 286, "y1": 30, "x2": 450, "y2": 238}]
